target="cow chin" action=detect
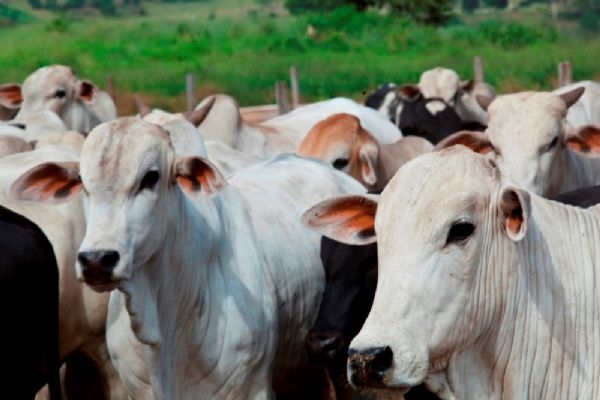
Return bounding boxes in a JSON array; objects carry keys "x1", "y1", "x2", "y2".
[{"x1": 86, "y1": 281, "x2": 120, "y2": 293}]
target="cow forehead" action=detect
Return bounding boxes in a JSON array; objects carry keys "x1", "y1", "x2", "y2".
[
  {"x1": 23, "y1": 65, "x2": 75, "y2": 92},
  {"x1": 419, "y1": 67, "x2": 460, "y2": 100},
  {"x1": 81, "y1": 117, "x2": 172, "y2": 184},
  {"x1": 378, "y1": 147, "x2": 500, "y2": 222},
  {"x1": 487, "y1": 92, "x2": 566, "y2": 143}
]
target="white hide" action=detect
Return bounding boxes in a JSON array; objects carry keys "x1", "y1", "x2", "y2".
[
  {"x1": 12, "y1": 117, "x2": 366, "y2": 399},
  {"x1": 307, "y1": 146, "x2": 600, "y2": 399}
]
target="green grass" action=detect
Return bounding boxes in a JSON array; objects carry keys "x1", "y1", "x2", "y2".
[{"x1": 1, "y1": 0, "x2": 599, "y2": 115}]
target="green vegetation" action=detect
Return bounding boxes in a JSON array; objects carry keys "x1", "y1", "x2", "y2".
[{"x1": 1, "y1": 0, "x2": 599, "y2": 114}]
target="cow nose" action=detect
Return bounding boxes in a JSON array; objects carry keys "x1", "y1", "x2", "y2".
[
  {"x1": 77, "y1": 250, "x2": 120, "y2": 282},
  {"x1": 348, "y1": 346, "x2": 393, "y2": 388},
  {"x1": 305, "y1": 330, "x2": 345, "y2": 361}
]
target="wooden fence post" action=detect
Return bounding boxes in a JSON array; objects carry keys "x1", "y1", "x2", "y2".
[
  {"x1": 186, "y1": 73, "x2": 196, "y2": 112},
  {"x1": 290, "y1": 65, "x2": 300, "y2": 108},
  {"x1": 557, "y1": 61, "x2": 573, "y2": 88},
  {"x1": 473, "y1": 56, "x2": 484, "y2": 84},
  {"x1": 275, "y1": 81, "x2": 291, "y2": 115}
]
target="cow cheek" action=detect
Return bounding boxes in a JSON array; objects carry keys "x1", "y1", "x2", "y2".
[{"x1": 128, "y1": 195, "x2": 164, "y2": 264}]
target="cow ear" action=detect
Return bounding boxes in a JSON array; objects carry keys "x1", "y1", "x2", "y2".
[
  {"x1": 302, "y1": 194, "x2": 378, "y2": 245},
  {"x1": 434, "y1": 130, "x2": 493, "y2": 154},
  {"x1": 475, "y1": 94, "x2": 493, "y2": 111},
  {"x1": 0, "y1": 83, "x2": 22, "y2": 109},
  {"x1": 175, "y1": 156, "x2": 227, "y2": 196},
  {"x1": 358, "y1": 141, "x2": 379, "y2": 187},
  {"x1": 559, "y1": 86, "x2": 585, "y2": 109},
  {"x1": 460, "y1": 79, "x2": 475, "y2": 93},
  {"x1": 564, "y1": 125, "x2": 600, "y2": 155},
  {"x1": 9, "y1": 161, "x2": 82, "y2": 205},
  {"x1": 499, "y1": 186, "x2": 529, "y2": 241},
  {"x1": 79, "y1": 80, "x2": 96, "y2": 102},
  {"x1": 396, "y1": 84, "x2": 422, "y2": 102}
]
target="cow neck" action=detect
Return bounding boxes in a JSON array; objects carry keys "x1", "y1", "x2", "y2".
[
  {"x1": 558, "y1": 147, "x2": 600, "y2": 196},
  {"x1": 450, "y1": 196, "x2": 600, "y2": 399},
  {"x1": 121, "y1": 185, "x2": 277, "y2": 398}
]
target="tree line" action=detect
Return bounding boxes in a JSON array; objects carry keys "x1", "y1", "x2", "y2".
[{"x1": 23, "y1": 0, "x2": 600, "y2": 25}]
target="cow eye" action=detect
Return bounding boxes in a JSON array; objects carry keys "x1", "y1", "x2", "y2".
[
  {"x1": 543, "y1": 136, "x2": 559, "y2": 152},
  {"x1": 446, "y1": 222, "x2": 475, "y2": 245},
  {"x1": 139, "y1": 170, "x2": 159, "y2": 192},
  {"x1": 332, "y1": 158, "x2": 349, "y2": 169},
  {"x1": 54, "y1": 89, "x2": 67, "y2": 99}
]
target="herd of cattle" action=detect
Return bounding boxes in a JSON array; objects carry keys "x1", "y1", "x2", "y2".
[{"x1": 2, "y1": 63, "x2": 600, "y2": 400}]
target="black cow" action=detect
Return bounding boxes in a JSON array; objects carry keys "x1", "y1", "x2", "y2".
[
  {"x1": 551, "y1": 185, "x2": 600, "y2": 208},
  {"x1": 0, "y1": 204, "x2": 61, "y2": 399},
  {"x1": 364, "y1": 82, "x2": 481, "y2": 145}
]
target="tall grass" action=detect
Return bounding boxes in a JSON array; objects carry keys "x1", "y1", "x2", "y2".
[{"x1": 1, "y1": 2, "x2": 599, "y2": 114}]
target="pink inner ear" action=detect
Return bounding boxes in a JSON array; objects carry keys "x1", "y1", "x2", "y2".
[
  {"x1": 0, "y1": 85, "x2": 22, "y2": 108},
  {"x1": 175, "y1": 175, "x2": 200, "y2": 193},
  {"x1": 565, "y1": 126, "x2": 600, "y2": 154},
  {"x1": 506, "y1": 213, "x2": 523, "y2": 236},
  {"x1": 79, "y1": 81, "x2": 95, "y2": 102}
]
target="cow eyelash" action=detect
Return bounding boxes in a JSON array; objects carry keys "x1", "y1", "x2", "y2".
[
  {"x1": 332, "y1": 158, "x2": 349, "y2": 169},
  {"x1": 446, "y1": 221, "x2": 475, "y2": 245},
  {"x1": 138, "y1": 170, "x2": 160, "y2": 192}
]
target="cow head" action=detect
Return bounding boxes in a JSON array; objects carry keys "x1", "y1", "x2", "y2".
[
  {"x1": 437, "y1": 87, "x2": 593, "y2": 198},
  {"x1": 12, "y1": 65, "x2": 101, "y2": 132},
  {"x1": 303, "y1": 147, "x2": 526, "y2": 393},
  {"x1": 10, "y1": 117, "x2": 225, "y2": 292},
  {"x1": 298, "y1": 113, "x2": 381, "y2": 190}
]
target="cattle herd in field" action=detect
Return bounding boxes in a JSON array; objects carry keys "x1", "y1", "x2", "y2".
[{"x1": 2, "y1": 63, "x2": 600, "y2": 400}]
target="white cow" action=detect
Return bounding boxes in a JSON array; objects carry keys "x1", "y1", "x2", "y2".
[
  {"x1": 554, "y1": 80, "x2": 600, "y2": 126},
  {"x1": 8, "y1": 65, "x2": 117, "y2": 134},
  {"x1": 418, "y1": 66, "x2": 495, "y2": 127},
  {"x1": 195, "y1": 94, "x2": 403, "y2": 158},
  {"x1": 0, "y1": 146, "x2": 123, "y2": 400},
  {"x1": 11, "y1": 117, "x2": 366, "y2": 400},
  {"x1": 298, "y1": 112, "x2": 433, "y2": 191},
  {"x1": 303, "y1": 146, "x2": 600, "y2": 400},
  {"x1": 436, "y1": 86, "x2": 600, "y2": 198}
]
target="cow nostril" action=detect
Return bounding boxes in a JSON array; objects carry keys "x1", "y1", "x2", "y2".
[
  {"x1": 77, "y1": 252, "x2": 90, "y2": 267},
  {"x1": 100, "y1": 251, "x2": 120, "y2": 268},
  {"x1": 348, "y1": 346, "x2": 394, "y2": 384},
  {"x1": 369, "y1": 346, "x2": 393, "y2": 375},
  {"x1": 77, "y1": 250, "x2": 120, "y2": 269}
]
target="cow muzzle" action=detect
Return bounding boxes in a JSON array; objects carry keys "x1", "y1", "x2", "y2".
[
  {"x1": 306, "y1": 330, "x2": 346, "y2": 362},
  {"x1": 77, "y1": 250, "x2": 121, "y2": 291},
  {"x1": 347, "y1": 346, "x2": 394, "y2": 388}
]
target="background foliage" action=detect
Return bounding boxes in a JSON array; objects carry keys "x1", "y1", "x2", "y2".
[{"x1": 1, "y1": 0, "x2": 599, "y2": 114}]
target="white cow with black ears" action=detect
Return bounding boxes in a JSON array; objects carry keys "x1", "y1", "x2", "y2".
[{"x1": 11, "y1": 117, "x2": 365, "y2": 400}]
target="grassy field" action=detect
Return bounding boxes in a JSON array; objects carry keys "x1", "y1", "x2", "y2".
[{"x1": 1, "y1": 0, "x2": 599, "y2": 115}]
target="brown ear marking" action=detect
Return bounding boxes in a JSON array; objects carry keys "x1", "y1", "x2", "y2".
[
  {"x1": 79, "y1": 80, "x2": 96, "y2": 102},
  {"x1": 13, "y1": 162, "x2": 81, "y2": 203},
  {"x1": 175, "y1": 157, "x2": 226, "y2": 195}
]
